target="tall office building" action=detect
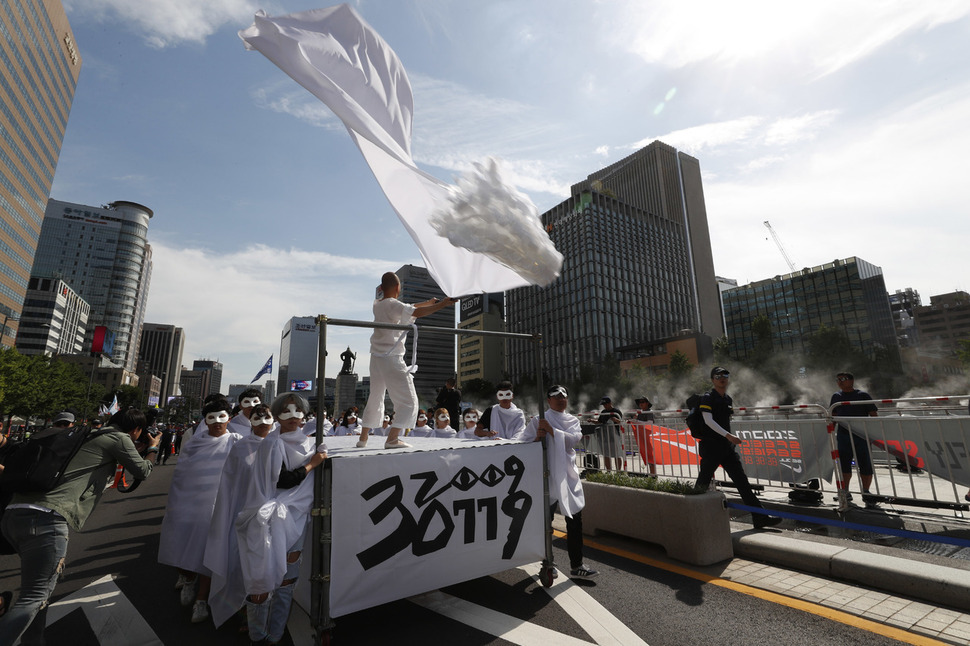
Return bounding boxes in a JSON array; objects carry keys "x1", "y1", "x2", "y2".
[
  {"x1": 507, "y1": 141, "x2": 721, "y2": 383},
  {"x1": 31, "y1": 199, "x2": 154, "y2": 371},
  {"x1": 722, "y1": 257, "x2": 898, "y2": 361},
  {"x1": 138, "y1": 323, "x2": 185, "y2": 404},
  {"x1": 457, "y1": 293, "x2": 506, "y2": 387},
  {"x1": 193, "y1": 359, "x2": 224, "y2": 397},
  {"x1": 397, "y1": 264, "x2": 455, "y2": 406},
  {"x1": 0, "y1": 0, "x2": 82, "y2": 347},
  {"x1": 914, "y1": 291, "x2": 970, "y2": 354},
  {"x1": 278, "y1": 317, "x2": 319, "y2": 392},
  {"x1": 889, "y1": 288, "x2": 921, "y2": 348},
  {"x1": 14, "y1": 276, "x2": 89, "y2": 355}
]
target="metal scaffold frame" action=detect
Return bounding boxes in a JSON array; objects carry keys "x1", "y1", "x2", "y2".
[{"x1": 309, "y1": 316, "x2": 554, "y2": 644}]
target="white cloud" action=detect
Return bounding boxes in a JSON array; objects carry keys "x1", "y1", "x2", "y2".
[
  {"x1": 763, "y1": 111, "x2": 839, "y2": 146},
  {"x1": 250, "y1": 83, "x2": 344, "y2": 131},
  {"x1": 631, "y1": 116, "x2": 764, "y2": 155},
  {"x1": 65, "y1": 0, "x2": 262, "y2": 47},
  {"x1": 609, "y1": 1, "x2": 970, "y2": 77},
  {"x1": 144, "y1": 240, "x2": 409, "y2": 387}
]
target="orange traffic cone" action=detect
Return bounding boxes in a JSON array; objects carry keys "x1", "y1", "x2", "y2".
[{"x1": 109, "y1": 464, "x2": 124, "y2": 489}]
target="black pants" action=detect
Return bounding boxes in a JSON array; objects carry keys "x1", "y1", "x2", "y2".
[
  {"x1": 695, "y1": 437, "x2": 762, "y2": 508},
  {"x1": 552, "y1": 503, "x2": 584, "y2": 569}
]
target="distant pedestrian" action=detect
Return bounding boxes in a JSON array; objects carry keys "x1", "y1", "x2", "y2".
[
  {"x1": 594, "y1": 396, "x2": 624, "y2": 472},
  {"x1": 633, "y1": 396, "x2": 657, "y2": 476},
  {"x1": 434, "y1": 378, "x2": 462, "y2": 430},
  {"x1": 830, "y1": 372, "x2": 878, "y2": 507}
]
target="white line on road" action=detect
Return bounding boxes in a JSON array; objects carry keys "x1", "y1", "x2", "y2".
[{"x1": 45, "y1": 574, "x2": 162, "y2": 646}]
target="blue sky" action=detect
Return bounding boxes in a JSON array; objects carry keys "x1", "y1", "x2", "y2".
[{"x1": 52, "y1": 1, "x2": 970, "y2": 390}]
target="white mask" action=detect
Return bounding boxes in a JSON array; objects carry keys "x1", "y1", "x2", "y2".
[
  {"x1": 205, "y1": 411, "x2": 230, "y2": 425},
  {"x1": 496, "y1": 390, "x2": 513, "y2": 401},
  {"x1": 438, "y1": 414, "x2": 450, "y2": 422},
  {"x1": 241, "y1": 397, "x2": 261, "y2": 408},
  {"x1": 383, "y1": 415, "x2": 391, "y2": 422},
  {"x1": 251, "y1": 414, "x2": 274, "y2": 427},
  {"x1": 417, "y1": 415, "x2": 427, "y2": 424},
  {"x1": 463, "y1": 413, "x2": 479, "y2": 423},
  {"x1": 278, "y1": 403, "x2": 305, "y2": 420}
]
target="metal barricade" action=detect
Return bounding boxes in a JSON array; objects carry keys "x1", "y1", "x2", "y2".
[{"x1": 580, "y1": 397, "x2": 970, "y2": 518}]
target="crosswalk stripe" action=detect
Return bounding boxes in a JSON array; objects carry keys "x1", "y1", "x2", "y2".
[{"x1": 45, "y1": 574, "x2": 161, "y2": 646}]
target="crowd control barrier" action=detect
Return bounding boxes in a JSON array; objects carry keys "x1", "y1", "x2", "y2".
[{"x1": 577, "y1": 397, "x2": 970, "y2": 517}]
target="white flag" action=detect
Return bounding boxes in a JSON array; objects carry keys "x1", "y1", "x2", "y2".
[{"x1": 239, "y1": 5, "x2": 562, "y2": 296}]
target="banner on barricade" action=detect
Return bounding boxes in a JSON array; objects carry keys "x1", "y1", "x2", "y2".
[
  {"x1": 733, "y1": 419, "x2": 833, "y2": 484},
  {"x1": 842, "y1": 416, "x2": 970, "y2": 488},
  {"x1": 329, "y1": 442, "x2": 545, "y2": 617},
  {"x1": 628, "y1": 418, "x2": 833, "y2": 484}
]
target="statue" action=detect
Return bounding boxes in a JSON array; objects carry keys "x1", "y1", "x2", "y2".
[{"x1": 339, "y1": 347, "x2": 356, "y2": 375}]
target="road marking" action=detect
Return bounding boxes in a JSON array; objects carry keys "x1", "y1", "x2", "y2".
[
  {"x1": 46, "y1": 575, "x2": 162, "y2": 646},
  {"x1": 567, "y1": 530, "x2": 950, "y2": 646},
  {"x1": 409, "y1": 565, "x2": 649, "y2": 646}
]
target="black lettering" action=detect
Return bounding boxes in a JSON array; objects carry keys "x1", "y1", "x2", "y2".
[
  {"x1": 412, "y1": 500, "x2": 454, "y2": 556},
  {"x1": 356, "y1": 476, "x2": 418, "y2": 570}
]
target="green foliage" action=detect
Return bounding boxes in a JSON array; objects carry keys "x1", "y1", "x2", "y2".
[
  {"x1": 713, "y1": 335, "x2": 732, "y2": 364},
  {"x1": 667, "y1": 350, "x2": 693, "y2": 380},
  {"x1": 0, "y1": 349, "x2": 104, "y2": 428},
  {"x1": 115, "y1": 384, "x2": 146, "y2": 410},
  {"x1": 584, "y1": 470, "x2": 706, "y2": 495},
  {"x1": 957, "y1": 339, "x2": 970, "y2": 367}
]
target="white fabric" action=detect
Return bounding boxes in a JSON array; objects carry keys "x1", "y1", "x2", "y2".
[
  {"x1": 456, "y1": 428, "x2": 478, "y2": 439},
  {"x1": 239, "y1": 5, "x2": 561, "y2": 296},
  {"x1": 701, "y1": 411, "x2": 729, "y2": 437},
  {"x1": 516, "y1": 409, "x2": 585, "y2": 518},
  {"x1": 433, "y1": 426, "x2": 457, "y2": 439},
  {"x1": 361, "y1": 354, "x2": 418, "y2": 429},
  {"x1": 229, "y1": 412, "x2": 252, "y2": 437},
  {"x1": 333, "y1": 422, "x2": 361, "y2": 436},
  {"x1": 303, "y1": 417, "x2": 333, "y2": 437},
  {"x1": 235, "y1": 430, "x2": 318, "y2": 596},
  {"x1": 487, "y1": 403, "x2": 526, "y2": 440},
  {"x1": 158, "y1": 431, "x2": 242, "y2": 573},
  {"x1": 408, "y1": 424, "x2": 433, "y2": 438},
  {"x1": 370, "y1": 297, "x2": 415, "y2": 356},
  {"x1": 204, "y1": 434, "x2": 267, "y2": 627}
]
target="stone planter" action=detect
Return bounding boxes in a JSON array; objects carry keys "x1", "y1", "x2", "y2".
[{"x1": 582, "y1": 481, "x2": 733, "y2": 566}]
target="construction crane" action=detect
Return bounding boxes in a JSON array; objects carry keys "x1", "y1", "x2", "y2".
[{"x1": 763, "y1": 220, "x2": 796, "y2": 272}]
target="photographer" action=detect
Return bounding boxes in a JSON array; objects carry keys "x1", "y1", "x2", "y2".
[{"x1": 0, "y1": 408, "x2": 159, "y2": 645}]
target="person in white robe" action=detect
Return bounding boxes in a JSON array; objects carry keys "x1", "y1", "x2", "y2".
[
  {"x1": 204, "y1": 404, "x2": 276, "y2": 631},
  {"x1": 333, "y1": 408, "x2": 362, "y2": 436},
  {"x1": 158, "y1": 399, "x2": 243, "y2": 623},
  {"x1": 431, "y1": 408, "x2": 457, "y2": 439},
  {"x1": 477, "y1": 381, "x2": 526, "y2": 440},
  {"x1": 407, "y1": 409, "x2": 433, "y2": 437},
  {"x1": 456, "y1": 408, "x2": 481, "y2": 439},
  {"x1": 235, "y1": 393, "x2": 327, "y2": 644},
  {"x1": 371, "y1": 413, "x2": 392, "y2": 437},
  {"x1": 513, "y1": 384, "x2": 598, "y2": 578},
  {"x1": 227, "y1": 389, "x2": 263, "y2": 437},
  {"x1": 302, "y1": 413, "x2": 333, "y2": 437}
]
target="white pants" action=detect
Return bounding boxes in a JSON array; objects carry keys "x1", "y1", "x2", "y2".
[{"x1": 362, "y1": 354, "x2": 418, "y2": 429}]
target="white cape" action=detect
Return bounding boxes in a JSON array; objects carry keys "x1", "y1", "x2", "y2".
[
  {"x1": 158, "y1": 431, "x2": 241, "y2": 573},
  {"x1": 239, "y1": 5, "x2": 561, "y2": 296},
  {"x1": 517, "y1": 410, "x2": 585, "y2": 518},
  {"x1": 204, "y1": 434, "x2": 267, "y2": 627},
  {"x1": 489, "y1": 403, "x2": 526, "y2": 440},
  {"x1": 235, "y1": 431, "x2": 317, "y2": 596}
]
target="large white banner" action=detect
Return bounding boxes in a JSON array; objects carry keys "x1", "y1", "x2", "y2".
[{"x1": 329, "y1": 441, "x2": 545, "y2": 617}]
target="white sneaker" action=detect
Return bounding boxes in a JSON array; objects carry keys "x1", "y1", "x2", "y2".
[
  {"x1": 191, "y1": 600, "x2": 209, "y2": 623},
  {"x1": 179, "y1": 577, "x2": 197, "y2": 607}
]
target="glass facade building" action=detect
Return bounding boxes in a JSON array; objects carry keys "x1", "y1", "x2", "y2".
[
  {"x1": 138, "y1": 323, "x2": 185, "y2": 404},
  {"x1": 0, "y1": 0, "x2": 81, "y2": 346},
  {"x1": 397, "y1": 264, "x2": 455, "y2": 407},
  {"x1": 14, "y1": 275, "x2": 89, "y2": 355},
  {"x1": 507, "y1": 141, "x2": 722, "y2": 383},
  {"x1": 278, "y1": 316, "x2": 319, "y2": 393},
  {"x1": 31, "y1": 199, "x2": 153, "y2": 371},
  {"x1": 722, "y1": 257, "x2": 898, "y2": 361}
]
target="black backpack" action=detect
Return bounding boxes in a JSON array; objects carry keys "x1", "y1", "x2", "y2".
[
  {"x1": 684, "y1": 393, "x2": 711, "y2": 440},
  {"x1": 0, "y1": 426, "x2": 107, "y2": 494}
]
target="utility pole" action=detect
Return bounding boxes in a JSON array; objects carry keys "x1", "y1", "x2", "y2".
[{"x1": 763, "y1": 220, "x2": 797, "y2": 272}]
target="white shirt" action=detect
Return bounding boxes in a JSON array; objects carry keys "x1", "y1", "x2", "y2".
[{"x1": 370, "y1": 297, "x2": 416, "y2": 356}]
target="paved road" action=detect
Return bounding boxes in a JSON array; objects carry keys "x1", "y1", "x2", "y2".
[{"x1": 0, "y1": 456, "x2": 920, "y2": 645}]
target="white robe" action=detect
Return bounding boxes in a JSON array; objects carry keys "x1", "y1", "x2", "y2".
[
  {"x1": 333, "y1": 422, "x2": 361, "y2": 436},
  {"x1": 229, "y1": 412, "x2": 252, "y2": 437},
  {"x1": 303, "y1": 417, "x2": 333, "y2": 437},
  {"x1": 516, "y1": 409, "x2": 585, "y2": 518},
  {"x1": 235, "y1": 430, "x2": 318, "y2": 596},
  {"x1": 457, "y1": 426, "x2": 479, "y2": 439},
  {"x1": 408, "y1": 424, "x2": 433, "y2": 437},
  {"x1": 487, "y1": 403, "x2": 526, "y2": 439},
  {"x1": 204, "y1": 434, "x2": 267, "y2": 627},
  {"x1": 432, "y1": 426, "x2": 457, "y2": 439},
  {"x1": 158, "y1": 431, "x2": 241, "y2": 573}
]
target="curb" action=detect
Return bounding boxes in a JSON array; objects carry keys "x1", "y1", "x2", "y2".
[{"x1": 733, "y1": 530, "x2": 970, "y2": 612}]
